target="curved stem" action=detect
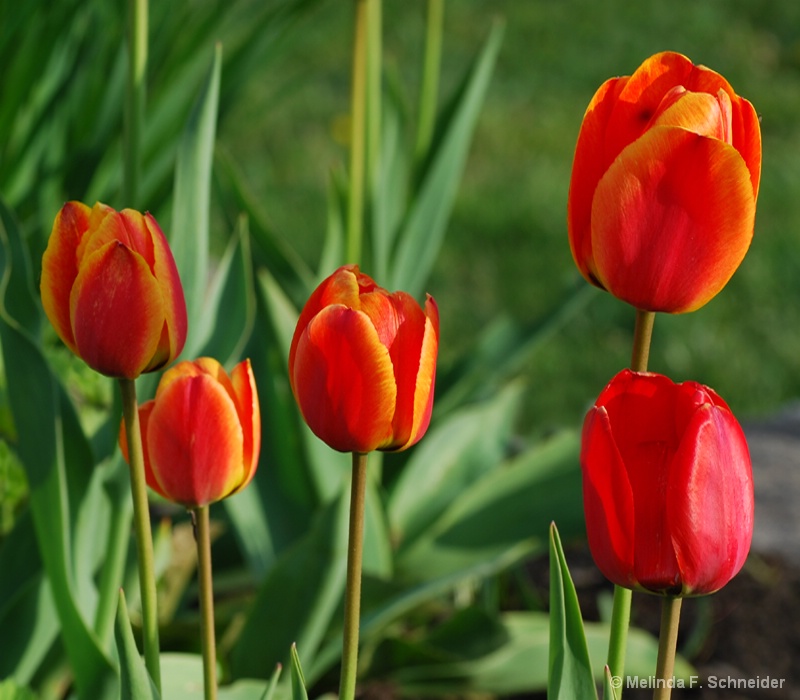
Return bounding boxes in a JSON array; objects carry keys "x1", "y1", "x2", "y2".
[
  {"x1": 118, "y1": 378, "x2": 161, "y2": 691},
  {"x1": 606, "y1": 308, "x2": 658, "y2": 693},
  {"x1": 193, "y1": 506, "x2": 218, "y2": 700},
  {"x1": 653, "y1": 597, "x2": 682, "y2": 700},
  {"x1": 338, "y1": 452, "x2": 369, "y2": 700}
]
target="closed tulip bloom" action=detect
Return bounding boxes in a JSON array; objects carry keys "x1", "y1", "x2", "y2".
[
  {"x1": 568, "y1": 51, "x2": 761, "y2": 313},
  {"x1": 41, "y1": 201, "x2": 187, "y2": 378},
  {"x1": 581, "y1": 369, "x2": 753, "y2": 596},
  {"x1": 119, "y1": 358, "x2": 261, "y2": 508},
  {"x1": 289, "y1": 265, "x2": 439, "y2": 454}
]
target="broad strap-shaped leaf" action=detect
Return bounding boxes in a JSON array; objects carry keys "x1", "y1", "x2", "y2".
[
  {"x1": 198, "y1": 214, "x2": 257, "y2": 367},
  {"x1": 228, "y1": 493, "x2": 348, "y2": 680},
  {"x1": 115, "y1": 590, "x2": 160, "y2": 700},
  {"x1": 390, "y1": 20, "x2": 504, "y2": 298},
  {"x1": 170, "y1": 43, "x2": 222, "y2": 360},
  {"x1": 0, "y1": 221, "x2": 116, "y2": 699},
  {"x1": 548, "y1": 522, "x2": 598, "y2": 700},
  {"x1": 388, "y1": 381, "x2": 524, "y2": 550},
  {"x1": 395, "y1": 431, "x2": 584, "y2": 582}
]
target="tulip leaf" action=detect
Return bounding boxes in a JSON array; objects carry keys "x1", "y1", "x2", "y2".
[
  {"x1": 0, "y1": 235, "x2": 116, "y2": 696},
  {"x1": 395, "y1": 431, "x2": 584, "y2": 581},
  {"x1": 388, "y1": 381, "x2": 524, "y2": 551},
  {"x1": 369, "y1": 78, "x2": 409, "y2": 284},
  {"x1": 170, "y1": 43, "x2": 222, "y2": 360},
  {"x1": 215, "y1": 149, "x2": 316, "y2": 305},
  {"x1": 548, "y1": 522, "x2": 598, "y2": 700},
  {"x1": 0, "y1": 200, "x2": 39, "y2": 336},
  {"x1": 228, "y1": 492, "x2": 348, "y2": 680},
  {"x1": 0, "y1": 679, "x2": 38, "y2": 700},
  {"x1": 603, "y1": 666, "x2": 620, "y2": 700},
  {"x1": 390, "y1": 20, "x2": 504, "y2": 298},
  {"x1": 115, "y1": 590, "x2": 161, "y2": 700},
  {"x1": 307, "y1": 540, "x2": 537, "y2": 683},
  {"x1": 0, "y1": 568, "x2": 59, "y2": 686},
  {"x1": 198, "y1": 214, "x2": 257, "y2": 368},
  {"x1": 290, "y1": 644, "x2": 310, "y2": 700}
]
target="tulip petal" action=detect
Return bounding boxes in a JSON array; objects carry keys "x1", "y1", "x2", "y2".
[
  {"x1": 591, "y1": 126, "x2": 756, "y2": 312},
  {"x1": 669, "y1": 404, "x2": 754, "y2": 594},
  {"x1": 229, "y1": 359, "x2": 261, "y2": 491},
  {"x1": 40, "y1": 201, "x2": 92, "y2": 352},
  {"x1": 147, "y1": 373, "x2": 245, "y2": 507},
  {"x1": 396, "y1": 295, "x2": 439, "y2": 451},
  {"x1": 580, "y1": 406, "x2": 637, "y2": 589},
  {"x1": 567, "y1": 76, "x2": 629, "y2": 285},
  {"x1": 292, "y1": 304, "x2": 396, "y2": 453},
  {"x1": 118, "y1": 400, "x2": 171, "y2": 501},
  {"x1": 145, "y1": 212, "x2": 188, "y2": 369},
  {"x1": 70, "y1": 241, "x2": 165, "y2": 378}
]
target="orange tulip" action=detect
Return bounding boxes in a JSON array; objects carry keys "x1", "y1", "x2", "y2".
[
  {"x1": 41, "y1": 201, "x2": 187, "y2": 378},
  {"x1": 567, "y1": 51, "x2": 761, "y2": 313},
  {"x1": 119, "y1": 357, "x2": 261, "y2": 508},
  {"x1": 289, "y1": 265, "x2": 439, "y2": 454}
]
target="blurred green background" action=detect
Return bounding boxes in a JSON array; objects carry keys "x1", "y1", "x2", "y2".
[
  {"x1": 5, "y1": 0, "x2": 800, "y2": 431},
  {"x1": 218, "y1": 0, "x2": 800, "y2": 430}
]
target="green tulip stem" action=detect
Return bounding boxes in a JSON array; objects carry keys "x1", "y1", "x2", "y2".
[
  {"x1": 414, "y1": 0, "x2": 444, "y2": 166},
  {"x1": 124, "y1": 0, "x2": 148, "y2": 207},
  {"x1": 607, "y1": 585, "x2": 632, "y2": 690},
  {"x1": 192, "y1": 505, "x2": 218, "y2": 700},
  {"x1": 339, "y1": 451, "x2": 369, "y2": 700},
  {"x1": 630, "y1": 309, "x2": 656, "y2": 373},
  {"x1": 653, "y1": 596, "x2": 683, "y2": 700},
  {"x1": 606, "y1": 308, "x2": 658, "y2": 691},
  {"x1": 118, "y1": 378, "x2": 161, "y2": 691},
  {"x1": 346, "y1": 0, "x2": 369, "y2": 266}
]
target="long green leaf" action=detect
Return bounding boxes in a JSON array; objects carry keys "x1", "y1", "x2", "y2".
[
  {"x1": 395, "y1": 431, "x2": 584, "y2": 582},
  {"x1": 115, "y1": 590, "x2": 161, "y2": 700},
  {"x1": 170, "y1": 43, "x2": 222, "y2": 359},
  {"x1": 390, "y1": 20, "x2": 504, "y2": 298},
  {"x1": 198, "y1": 214, "x2": 257, "y2": 367},
  {"x1": 229, "y1": 493, "x2": 348, "y2": 680},
  {"x1": 548, "y1": 522, "x2": 598, "y2": 700},
  {"x1": 388, "y1": 381, "x2": 524, "y2": 551},
  {"x1": 0, "y1": 210, "x2": 116, "y2": 698}
]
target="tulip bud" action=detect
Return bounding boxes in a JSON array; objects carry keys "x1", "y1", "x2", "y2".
[
  {"x1": 119, "y1": 357, "x2": 261, "y2": 508},
  {"x1": 567, "y1": 51, "x2": 761, "y2": 313},
  {"x1": 289, "y1": 265, "x2": 439, "y2": 454},
  {"x1": 580, "y1": 369, "x2": 754, "y2": 596},
  {"x1": 41, "y1": 201, "x2": 188, "y2": 379}
]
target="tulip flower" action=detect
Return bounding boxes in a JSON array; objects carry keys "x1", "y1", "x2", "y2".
[
  {"x1": 119, "y1": 357, "x2": 261, "y2": 508},
  {"x1": 41, "y1": 201, "x2": 187, "y2": 379},
  {"x1": 289, "y1": 264, "x2": 439, "y2": 454},
  {"x1": 567, "y1": 51, "x2": 761, "y2": 313},
  {"x1": 581, "y1": 369, "x2": 754, "y2": 596}
]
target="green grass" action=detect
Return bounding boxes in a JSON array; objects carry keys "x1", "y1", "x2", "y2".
[{"x1": 220, "y1": 0, "x2": 800, "y2": 430}]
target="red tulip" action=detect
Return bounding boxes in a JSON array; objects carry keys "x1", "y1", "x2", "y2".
[
  {"x1": 41, "y1": 201, "x2": 187, "y2": 379},
  {"x1": 567, "y1": 51, "x2": 761, "y2": 313},
  {"x1": 119, "y1": 357, "x2": 260, "y2": 508},
  {"x1": 581, "y1": 369, "x2": 753, "y2": 596},
  {"x1": 289, "y1": 265, "x2": 439, "y2": 454}
]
